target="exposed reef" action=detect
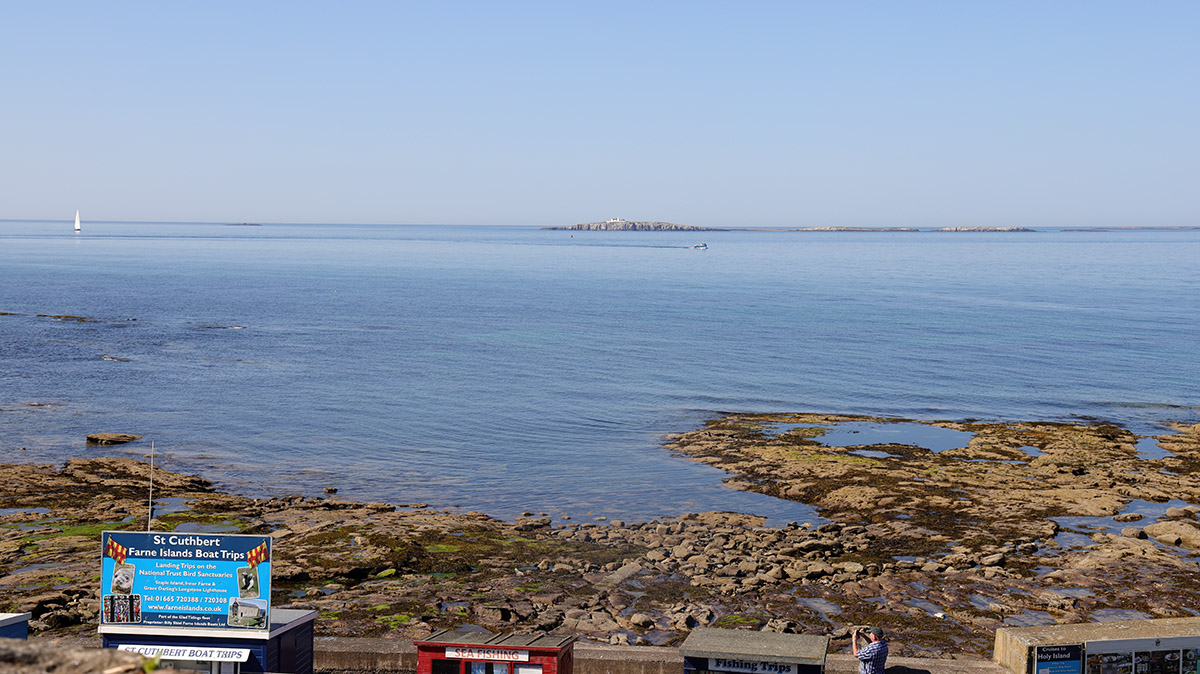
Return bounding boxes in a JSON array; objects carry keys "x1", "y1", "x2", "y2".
[
  {"x1": 2, "y1": 416, "x2": 1199, "y2": 659},
  {"x1": 84, "y1": 433, "x2": 142, "y2": 445}
]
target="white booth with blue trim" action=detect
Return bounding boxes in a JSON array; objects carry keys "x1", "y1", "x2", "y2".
[
  {"x1": 0, "y1": 612, "x2": 31, "y2": 639},
  {"x1": 101, "y1": 608, "x2": 316, "y2": 674}
]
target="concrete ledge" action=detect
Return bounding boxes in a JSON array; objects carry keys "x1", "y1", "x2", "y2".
[
  {"x1": 576, "y1": 642, "x2": 681, "y2": 674},
  {"x1": 827, "y1": 654, "x2": 1003, "y2": 674},
  {"x1": 30, "y1": 634, "x2": 1005, "y2": 674},
  {"x1": 312, "y1": 637, "x2": 1001, "y2": 674},
  {"x1": 994, "y1": 617, "x2": 1200, "y2": 674},
  {"x1": 313, "y1": 639, "x2": 685, "y2": 674},
  {"x1": 315, "y1": 636, "x2": 418, "y2": 672}
]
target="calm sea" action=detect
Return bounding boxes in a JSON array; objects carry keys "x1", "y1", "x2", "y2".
[{"x1": 2, "y1": 221, "x2": 1198, "y2": 524}]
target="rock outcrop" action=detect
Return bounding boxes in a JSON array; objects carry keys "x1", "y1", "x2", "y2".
[
  {"x1": 0, "y1": 638, "x2": 181, "y2": 674},
  {"x1": 84, "y1": 433, "x2": 141, "y2": 445},
  {"x1": 544, "y1": 221, "x2": 722, "y2": 231}
]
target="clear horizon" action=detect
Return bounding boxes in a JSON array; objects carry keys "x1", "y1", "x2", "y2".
[{"x1": 3, "y1": 2, "x2": 1197, "y2": 228}]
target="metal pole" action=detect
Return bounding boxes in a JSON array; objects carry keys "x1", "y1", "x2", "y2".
[{"x1": 147, "y1": 441, "x2": 154, "y2": 531}]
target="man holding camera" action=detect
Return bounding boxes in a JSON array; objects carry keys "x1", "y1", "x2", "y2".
[{"x1": 853, "y1": 626, "x2": 889, "y2": 674}]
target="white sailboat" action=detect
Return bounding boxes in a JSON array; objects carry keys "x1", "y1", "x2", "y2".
[{"x1": 74, "y1": 210, "x2": 81, "y2": 233}]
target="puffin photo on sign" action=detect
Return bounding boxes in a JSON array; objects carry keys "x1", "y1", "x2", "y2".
[{"x1": 237, "y1": 565, "x2": 260, "y2": 598}]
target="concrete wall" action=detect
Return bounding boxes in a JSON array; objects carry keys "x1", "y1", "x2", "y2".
[
  {"x1": 315, "y1": 636, "x2": 417, "y2": 672},
  {"x1": 311, "y1": 639, "x2": 683, "y2": 674},
  {"x1": 993, "y1": 617, "x2": 1200, "y2": 674},
  {"x1": 50, "y1": 634, "x2": 1008, "y2": 674},
  {"x1": 310, "y1": 637, "x2": 1004, "y2": 674}
]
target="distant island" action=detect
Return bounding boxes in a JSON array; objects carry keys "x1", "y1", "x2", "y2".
[
  {"x1": 933, "y1": 226, "x2": 1035, "y2": 232},
  {"x1": 1062, "y1": 226, "x2": 1200, "y2": 232},
  {"x1": 787, "y1": 226, "x2": 921, "y2": 232},
  {"x1": 226, "y1": 222, "x2": 262, "y2": 226},
  {"x1": 543, "y1": 218, "x2": 724, "y2": 232},
  {"x1": 542, "y1": 221, "x2": 1197, "y2": 233},
  {"x1": 783, "y1": 226, "x2": 1035, "y2": 232},
  {"x1": 763, "y1": 226, "x2": 1035, "y2": 232}
]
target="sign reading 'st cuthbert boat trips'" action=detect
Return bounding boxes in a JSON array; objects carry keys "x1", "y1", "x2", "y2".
[{"x1": 100, "y1": 532, "x2": 271, "y2": 631}]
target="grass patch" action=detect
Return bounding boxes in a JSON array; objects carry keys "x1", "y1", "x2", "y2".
[
  {"x1": 157, "y1": 512, "x2": 250, "y2": 531},
  {"x1": 23, "y1": 520, "x2": 132, "y2": 542},
  {"x1": 714, "y1": 611, "x2": 772, "y2": 627},
  {"x1": 792, "y1": 453, "x2": 883, "y2": 466},
  {"x1": 300, "y1": 528, "x2": 353, "y2": 546},
  {"x1": 374, "y1": 613, "x2": 412, "y2": 629},
  {"x1": 425, "y1": 543, "x2": 461, "y2": 554}
]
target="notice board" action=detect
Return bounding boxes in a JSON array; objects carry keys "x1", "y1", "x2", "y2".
[
  {"x1": 1036, "y1": 645, "x2": 1084, "y2": 674},
  {"x1": 100, "y1": 531, "x2": 271, "y2": 631}
]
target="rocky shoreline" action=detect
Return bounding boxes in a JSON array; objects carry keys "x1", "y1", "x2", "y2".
[{"x1": 2, "y1": 416, "x2": 1199, "y2": 659}]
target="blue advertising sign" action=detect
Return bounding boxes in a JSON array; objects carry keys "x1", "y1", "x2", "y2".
[
  {"x1": 100, "y1": 531, "x2": 271, "y2": 631},
  {"x1": 1037, "y1": 645, "x2": 1084, "y2": 674}
]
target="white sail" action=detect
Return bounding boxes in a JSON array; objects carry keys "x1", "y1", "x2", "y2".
[{"x1": 74, "y1": 210, "x2": 81, "y2": 232}]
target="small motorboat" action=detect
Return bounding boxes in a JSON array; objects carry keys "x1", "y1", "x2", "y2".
[{"x1": 692, "y1": 242, "x2": 708, "y2": 249}]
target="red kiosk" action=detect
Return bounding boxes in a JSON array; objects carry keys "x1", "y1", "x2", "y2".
[{"x1": 415, "y1": 629, "x2": 576, "y2": 674}]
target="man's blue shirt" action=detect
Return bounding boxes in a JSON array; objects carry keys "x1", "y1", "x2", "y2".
[{"x1": 857, "y1": 640, "x2": 888, "y2": 674}]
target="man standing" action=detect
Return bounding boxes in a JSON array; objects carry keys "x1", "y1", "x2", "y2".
[{"x1": 853, "y1": 626, "x2": 889, "y2": 674}]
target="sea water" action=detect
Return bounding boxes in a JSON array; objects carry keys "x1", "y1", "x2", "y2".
[{"x1": 1, "y1": 221, "x2": 1198, "y2": 524}]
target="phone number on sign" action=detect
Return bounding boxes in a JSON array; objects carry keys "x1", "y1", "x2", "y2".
[{"x1": 143, "y1": 595, "x2": 229, "y2": 604}]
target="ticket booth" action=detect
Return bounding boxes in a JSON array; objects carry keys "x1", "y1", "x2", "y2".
[
  {"x1": 681, "y1": 627, "x2": 829, "y2": 674},
  {"x1": 0, "y1": 612, "x2": 31, "y2": 639},
  {"x1": 101, "y1": 608, "x2": 317, "y2": 674},
  {"x1": 102, "y1": 604, "x2": 316, "y2": 671},
  {"x1": 415, "y1": 628, "x2": 577, "y2": 674}
]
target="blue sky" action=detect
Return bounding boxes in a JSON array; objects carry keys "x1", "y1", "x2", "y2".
[{"x1": 3, "y1": 2, "x2": 1197, "y2": 227}]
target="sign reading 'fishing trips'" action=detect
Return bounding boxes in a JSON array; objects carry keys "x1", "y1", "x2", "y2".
[{"x1": 100, "y1": 532, "x2": 271, "y2": 631}]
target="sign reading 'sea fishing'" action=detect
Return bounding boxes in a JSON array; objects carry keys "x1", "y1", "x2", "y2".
[
  {"x1": 100, "y1": 532, "x2": 271, "y2": 631},
  {"x1": 445, "y1": 647, "x2": 531, "y2": 662}
]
